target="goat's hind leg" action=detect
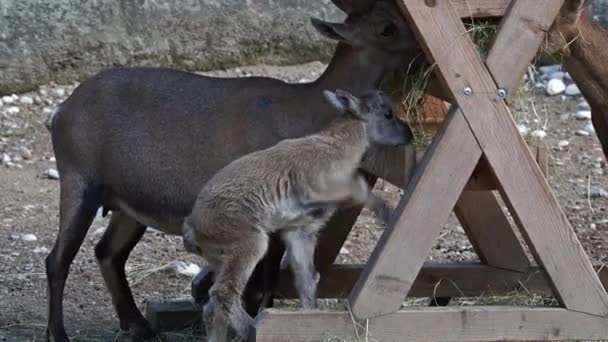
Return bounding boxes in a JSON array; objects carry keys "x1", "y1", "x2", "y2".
[
  {"x1": 94, "y1": 211, "x2": 154, "y2": 339},
  {"x1": 46, "y1": 173, "x2": 101, "y2": 342},
  {"x1": 206, "y1": 230, "x2": 269, "y2": 342}
]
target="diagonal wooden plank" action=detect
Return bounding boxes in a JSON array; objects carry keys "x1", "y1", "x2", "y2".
[
  {"x1": 349, "y1": 107, "x2": 481, "y2": 318},
  {"x1": 397, "y1": 0, "x2": 608, "y2": 316},
  {"x1": 455, "y1": 190, "x2": 529, "y2": 272},
  {"x1": 486, "y1": 0, "x2": 563, "y2": 102}
]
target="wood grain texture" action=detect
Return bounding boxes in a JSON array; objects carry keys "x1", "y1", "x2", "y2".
[
  {"x1": 398, "y1": 0, "x2": 608, "y2": 316},
  {"x1": 252, "y1": 307, "x2": 608, "y2": 342},
  {"x1": 455, "y1": 190, "x2": 529, "y2": 272},
  {"x1": 486, "y1": 0, "x2": 564, "y2": 102},
  {"x1": 349, "y1": 107, "x2": 482, "y2": 318},
  {"x1": 275, "y1": 263, "x2": 556, "y2": 300},
  {"x1": 451, "y1": 0, "x2": 512, "y2": 18}
]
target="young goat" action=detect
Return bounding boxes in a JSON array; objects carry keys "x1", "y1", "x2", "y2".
[{"x1": 182, "y1": 89, "x2": 411, "y2": 341}]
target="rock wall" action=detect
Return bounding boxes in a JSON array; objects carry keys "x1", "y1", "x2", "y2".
[{"x1": 0, "y1": 0, "x2": 344, "y2": 94}]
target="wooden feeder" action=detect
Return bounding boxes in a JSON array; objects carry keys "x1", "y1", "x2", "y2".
[{"x1": 146, "y1": 1, "x2": 608, "y2": 341}]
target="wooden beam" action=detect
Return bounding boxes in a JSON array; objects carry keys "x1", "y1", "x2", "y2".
[
  {"x1": 451, "y1": 0, "x2": 512, "y2": 18},
  {"x1": 362, "y1": 144, "x2": 547, "y2": 191},
  {"x1": 486, "y1": 0, "x2": 563, "y2": 102},
  {"x1": 399, "y1": 0, "x2": 608, "y2": 317},
  {"x1": 349, "y1": 108, "x2": 482, "y2": 318},
  {"x1": 455, "y1": 190, "x2": 530, "y2": 272},
  {"x1": 274, "y1": 263, "x2": 553, "y2": 299},
  {"x1": 252, "y1": 307, "x2": 608, "y2": 342}
]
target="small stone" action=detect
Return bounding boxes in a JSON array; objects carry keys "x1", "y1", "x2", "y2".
[
  {"x1": 6, "y1": 106, "x2": 20, "y2": 114},
  {"x1": 171, "y1": 260, "x2": 201, "y2": 278},
  {"x1": 19, "y1": 146, "x2": 32, "y2": 160},
  {"x1": 1, "y1": 153, "x2": 11, "y2": 165},
  {"x1": 45, "y1": 168, "x2": 60, "y2": 179},
  {"x1": 575, "y1": 110, "x2": 592, "y2": 120},
  {"x1": 11, "y1": 233, "x2": 38, "y2": 242},
  {"x1": 42, "y1": 107, "x2": 53, "y2": 115},
  {"x1": 530, "y1": 130, "x2": 547, "y2": 139},
  {"x1": 1, "y1": 95, "x2": 14, "y2": 104},
  {"x1": 51, "y1": 88, "x2": 66, "y2": 98},
  {"x1": 340, "y1": 247, "x2": 350, "y2": 255},
  {"x1": 565, "y1": 84, "x2": 581, "y2": 96},
  {"x1": 559, "y1": 113, "x2": 571, "y2": 121},
  {"x1": 576, "y1": 130, "x2": 590, "y2": 136},
  {"x1": 589, "y1": 187, "x2": 608, "y2": 199},
  {"x1": 584, "y1": 122, "x2": 596, "y2": 134},
  {"x1": 11, "y1": 94, "x2": 18, "y2": 101},
  {"x1": 539, "y1": 64, "x2": 562, "y2": 75},
  {"x1": 591, "y1": 223, "x2": 597, "y2": 230},
  {"x1": 517, "y1": 124, "x2": 529, "y2": 136},
  {"x1": 577, "y1": 100, "x2": 591, "y2": 111},
  {"x1": 546, "y1": 79, "x2": 566, "y2": 95},
  {"x1": 33, "y1": 246, "x2": 48, "y2": 254},
  {"x1": 549, "y1": 71, "x2": 565, "y2": 80},
  {"x1": 558, "y1": 140, "x2": 570, "y2": 148},
  {"x1": 534, "y1": 82, "x2": 545, "y2": 89},
  {"x1": 33, "y1": 96, "x2": 42, "y2": 105},
  {"x1": 19, "y1": 96, "x2": 34, "y2": 105}
]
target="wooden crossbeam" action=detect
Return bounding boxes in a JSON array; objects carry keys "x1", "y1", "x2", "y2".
[
  {"x1": 252, "y1": 307, "x2": 608, "y2": 342},
  {"x1": 349, "y1": 0, "x2": 608, "y2": 319}
]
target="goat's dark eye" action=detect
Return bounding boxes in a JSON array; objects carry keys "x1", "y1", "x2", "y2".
[
  {"x1": 384, "y1": 110, "x2": 393, "y2": 119},
  {"x1": 380, "y1": 23, "x2": 397, "y2": 37}
]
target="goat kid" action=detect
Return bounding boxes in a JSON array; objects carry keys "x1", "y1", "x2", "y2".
[
  {"x1": 544, "y1": 0, "x2": 608, "y2": 158},
  {"x1": 182, "y1": 89, "x2": 411, "y2": 342}
]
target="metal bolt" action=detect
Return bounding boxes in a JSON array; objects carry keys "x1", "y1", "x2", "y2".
[
  {"x1": 463, "y1": 86, "x2": 473, "y2": 97},
  {"x1": 496, "y1": 88, "x2": 507, "y2": 99}
]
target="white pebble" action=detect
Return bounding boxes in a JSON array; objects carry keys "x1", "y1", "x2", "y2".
[
  {"x1": 12, "y1": 233, "x2": 38, "y2": 242},
  {"x1": 517, "y1": 124, "x2": 529, "y2": 136},
  {"x1": 575, "y1": 110, "x2": 592, "y2": 120},
  {"x1": 42, "y1": 107, "x2": 53, "y2": 115},
  {"x1": 19, "y1": 96, "x2": 34, "y2": 105},
  {"x1": 45, "y1": 168, "x2": 60, "y2": 179},
  {"x1": 6, "y1": 106, "x2": 20, "y2": 114},
  {"x1": 171, "y1": 260, "x2": 201, "y2": 278},
  {"x1": 576, "y1": 130, "x2": 591, "y2": 136},
  {"x1": 51, "y1": 88, "x2": 66, "y2": 98},
  {"x1": 11, "y1": 94, "x2": 18, "y2": 101},
  {"x1": 19, "y1": 146, "x2": 32, "y2": 160},
  {"x1": 565, "y1": 84, "x2": 581, "y2": 96},
  {"x1": 546, "y1": 79, "x2": 566, "y2": 95},
  {"x1": 584, "y1": 122, "x2": 596, "y2": 134},
  {"x1": 1, "y1": 153, "x2": 11, "y2": 164},
  {"x1": 558, "y1": 140, "x2": 570, "y2": 148},
  {"x1": 2, "y1": 95, "x2": 14, "y2": 104},
  {"x1": 34, "y1": 246, "x2": 49, "y2": 254},
  {"x1": 340, "y1": 247, "x2": 350, "y2": 255},
  {"x1": 530, "y1": 130, "x2": 547, "y2": 139}
]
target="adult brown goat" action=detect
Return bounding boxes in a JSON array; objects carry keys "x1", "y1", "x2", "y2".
[{"x1": 44, "y1": 0, "x2": 419, "y2": 340}]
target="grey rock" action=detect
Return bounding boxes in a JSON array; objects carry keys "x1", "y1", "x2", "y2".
[
  {"x1": 546, "y1": 79, "x2": 566, "y2": 95},
  {"x1": 576, "y1": 129, "x2": 591, "y2": 136},
  {"x1": 577, "y1": 100, "x2": 591, "y2": 111},
  {"x1": 565, "y1": 84, "x2": 581, "y2": 96},
  {"x1": 19, "y1": 146, "x2": 32, "y2": 160},
  {"x1": 549, "y1": 71, "x2": 565, "y2": 80},
  {"x1": 575, "y1": 110, "x2": 592, "y2": 120},
  {"x1": 0, "y1": 0, "x2": 343, "y2": 94},
  {"x1": 538, "y1": 64, "x2": 562, "y2": 75},
  {"x1": 50, "y1": 88, "x2": 66, "y2": 98}
]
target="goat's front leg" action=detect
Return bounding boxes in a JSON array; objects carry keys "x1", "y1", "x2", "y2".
[{"x1": 281, "y1": 229, "x2": 320, "y2": 309}]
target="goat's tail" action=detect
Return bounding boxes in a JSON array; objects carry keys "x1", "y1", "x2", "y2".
[{"x1": 182, "y1": 220, "x2": 202, "y2": 255}]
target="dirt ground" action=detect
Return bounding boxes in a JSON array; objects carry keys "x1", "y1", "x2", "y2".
[{"x1": 1, "y1": 61, "x2": 608, "y2": 341}]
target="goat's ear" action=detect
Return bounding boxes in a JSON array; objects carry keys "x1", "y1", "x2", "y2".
[
  {"x1": 310, "y1": 18, "x2": 364, "y2": 46},
  {"x1": 324, "y1": 89, "x2": 363, "y2": 117}
]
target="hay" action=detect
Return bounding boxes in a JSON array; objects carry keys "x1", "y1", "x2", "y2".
[{"x1": 383, "y1": 20, "x2": 499, "y2": 146}]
